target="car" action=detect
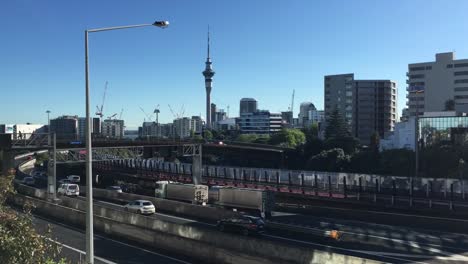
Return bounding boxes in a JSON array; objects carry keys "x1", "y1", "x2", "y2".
[
  {"x1": 217, "y1": 215, "x2": 265, "y2": 236},
  {"x1": 106, "y1": 186, "x2": 123, "y2": 193},
  {"x1": 22, "y1": 177, "x2": 35, "y2": 186},
  {"x1": 58, "y1": 179, "x2": 71, "y2": 184},
  {"x1": 67, "y1": 175, "x2": 80, "y2": 183},
  {"x1": 57, "y1": 183, "x2": 80, "y2": 197},
  {"x1": 124, "y1": 200, "x2": 155, "y2": 215}
]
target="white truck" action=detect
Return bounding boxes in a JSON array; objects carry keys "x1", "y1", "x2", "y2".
[
  {"x1": 155, "y1": 181, "x2": 209, "y2": 204},
  {"x1": 209, "y1": 187, "x2": 275, "y2": 218}
]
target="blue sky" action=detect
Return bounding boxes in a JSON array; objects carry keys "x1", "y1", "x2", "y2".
[{"x1": 2, "y1": 0, "x2": 468, "y2": 129}]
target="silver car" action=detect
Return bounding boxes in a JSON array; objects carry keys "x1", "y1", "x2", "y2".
[{"x1": 124, "y1": 200, "x2": 155, "y2": 215}]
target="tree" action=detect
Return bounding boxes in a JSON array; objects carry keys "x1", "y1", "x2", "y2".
[
  {"x1": 204, "y1": 130, "x2": 213, "y2": 140},
  {"x1": 380, "y1": 148, "x2": 415, "y2": 176},
  {"x1": 236, "y1": 134, "x2": 258, "y2": 143},
  {"x1": 306, "y1": 148, "x2": 350, "y2": 172},
  {"x1": 0, "y1": 173, "x2": 64, "y2": 264},
  {"x1": 324, "y1": 136, "x2": 359, "y2": 154},
  {"x1": 325, "y1": 108, "x2": 351, "y2": 139},
  {"x1": 269, "y1": 129, "x2": 306, "y2": 148},
  {"x1": 445, "y1": 99, "x2": 455, "y2": 111},
  {"x1": 303, "y1": 123, "x2": 319, "y2": 142},
  {"x1": 370, "y1": 132, "x2": 380, "y2": 151}
]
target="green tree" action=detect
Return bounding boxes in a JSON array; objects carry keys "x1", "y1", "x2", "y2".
[
  {"x1": 0, "y1": 173, "x2": 63, "y2": 264},
  {"x1": 370, "y1": 132, "x2": 380, "y2": 151},
  {"x1": 303, "y1": 123, "x2": 319, "y2": 142},
  {"x1": 269, "y1": 129, "x2": 306, "y2": 148},
  {"x1": 204, "y1": 130, "x2": 213, "y2": 140},
  {"x1": 236, "y1": 134, "x2": 259, "y2": 143},
  {"x1": 380, "y1": 148, "x2": 415, "y2": 176},
  {"x1": 325, "y1": 108, "x2": 351, "y2": 139},
  {"x1": 445, "y1": 99, "x2": 455, "y2": 111},
  {"x1": 324, "y1": 136, "x2": 359, "y2": 154},
  {"x1": 306, "y1": 148, "x2": 350, "y2": 172}
]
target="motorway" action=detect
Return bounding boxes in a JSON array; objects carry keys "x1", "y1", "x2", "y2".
[
  {"x1": 32, "y1": 214, "x2": 196, "y2": 264},
  {"x1": 74, "y1": 191, "x2": 468, "y2": 263}
]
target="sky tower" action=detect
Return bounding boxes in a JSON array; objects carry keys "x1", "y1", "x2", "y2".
[{"x1": 202, "y1": 27, "x2": 215, "y2": 129}]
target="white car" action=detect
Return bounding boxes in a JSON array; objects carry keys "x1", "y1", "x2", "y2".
[
  {"x1": 124, "y1": 200, "x2": 155, "y2": 215},
  {"x1": 67, "y1": 175, "x2": 80, "y2": 183},
  {"x1": 57, "y1": 183, "x2": 80, "y2": 197}
]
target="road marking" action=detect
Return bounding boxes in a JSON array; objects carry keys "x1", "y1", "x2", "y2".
[
  {"x1": 281, "y1": 203, "x2": 468, "y2": 222},
  {"x1": 48, "y1": 238, "x2": 116, "y2": 264},
  {"x1": 36, "y1": 215, "x2": 193, "y2": 264},
  {"x1": 264, "y1": 234, "x2": 431, "y2": 264}
]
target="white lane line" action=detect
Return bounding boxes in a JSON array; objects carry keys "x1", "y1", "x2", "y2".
[
  {"x1": 343, "y1": 231, "x2": 468, "y2": 254},
  {"x1": 263, "y1": 234, "x2": 431, "y2": 264},
  {"x1": 38, "y1": 216, "x2": 193, "y2": 264},
  {"x1": 285, "y1": 203, "x2": 468, "y2": 222},
  {"x1": 354, "y1": 250, "x2": 468, "y2": 262},
  {"x1": 48, "y1": 238, "x2": 116, "y2": 264}
]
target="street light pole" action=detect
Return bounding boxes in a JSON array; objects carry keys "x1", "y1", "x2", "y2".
[{"x1": 84, "y1": 20, "x2": 168, "y2": 264}]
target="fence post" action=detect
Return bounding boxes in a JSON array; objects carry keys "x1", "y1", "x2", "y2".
[
  {"x1": 265, "y1": 171, "x2": 269, "y2": 182},
  {"x1": 391, "y1": 179, "x2": 396, "y2": 206},
  {"x1": 374, "y1": 178, "x2": 378, "y2": 203},
  {"x1": 314, "y1": 174, "x2": 318, "y2": 196},
  {"x1": 357, "y1": 177, "x2": 362, "y2": 201},
  {"x1": 328, "y1": 175, "x2": 332, "y2": 198},
  {"x1": 300, "y1": 173, "x2": 305, "y2": 194},
  {"x1": 409, "y1": 178, "x2": 413, "y2": 207},
  {"x1": 450, "y1": 183, "x2": 454, "y2": 210},
  {"x1": 276, "y1": 171, "x2": 281, "y2": 191},
  {"x1": 462, "y1": 180, "x2": 465, "y2": 200},
  {"x1": 343, "y1": 176, "x2": 347, "y2": 199},
  {"x1": 288, "y1": 172, "x2": 292, "y2": 192}
]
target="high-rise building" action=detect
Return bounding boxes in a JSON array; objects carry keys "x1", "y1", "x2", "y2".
[
  {"x1": 173, "y1": 117, "x2": 192, "y2": 138},
  {"x1": 407, "y1": 52, "x2": 468, "y2": 115},
  {"x1": 239, "y1": 98, "x2": 258, "y2": 115},
  {"x1": 210, "y1": 103, "x2": 216, "y2": 128},
  {"x1": 324, "y1": 74, "x2": 397, "y2": 144},
  {"x1": 202, "y1": 29, "x2": 215, "y2": 129},
  {"x1": 354, "y1": 80, "x2": 397, "y2": 144},
  {"x1": 191, "y1": 116, "x2": 203, "y2": 134},
  {"x1": 281, "y1": 111, "x2": 293, "y2": 126},
  {"x1": 50, "y1": 115, "x2": 79, "y2": 140},
  {"x1": 78, "y1": 117, "x2": 101, "y2": 139},
  {"x1": 298, "y1": 102, "x2": 317, "y2": 126},
  {"x1": 102, "y1": 119, "x2": 124, "y2": 138}
]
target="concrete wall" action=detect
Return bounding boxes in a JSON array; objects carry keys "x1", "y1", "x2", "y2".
[{"x1": 11, "y1": 194, "x2": 379, "y2": 264}]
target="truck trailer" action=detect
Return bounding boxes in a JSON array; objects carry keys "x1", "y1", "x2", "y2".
[
  {"x1": 209, "y1": 187, "x2": 275, "y2": 217},
  {"x1": 155, "y1": 181, "x2": 208, "y2": 204}
]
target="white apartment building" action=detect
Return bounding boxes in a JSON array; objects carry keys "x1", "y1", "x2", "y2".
[
  {"x1": 380, "y1": 117, "x2": 416, "y2": 151},
  {"x1": 407, "y1": 52, "x2": 468, "y2": 116},
  {"x1": 102, "y1": 119, "x2": 125, "y2": 138}
]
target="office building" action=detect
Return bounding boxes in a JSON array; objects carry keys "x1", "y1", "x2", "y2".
[
  {"x1": 298, "y1": 102, "x2": 316, "y2": 126},
  {"x1": 191, "y1": 116, "x2": 203, "y2": 134},
  {"x1": 102, "y1": 119, "x2": 124, "y2": 138},
  {"x1": 173, "y1": 117, "x2": 192, "y2": 138},
  {"x1": 239, "y1": 98, "x2": 258, "y2": 115},
  {"x1": 50, "y1": 115, "x2": 79, "y2": 140},
  {"x1": 78, "y1": 117, "x2": 101, "y2": 139},
  {"x1": 281, "y1": 111, "x2": 293, "y2": 127},
  {"x1": 407, "y1": 52, "x2": 468, "y2": 116},
  {"x1": 324, "y1": 74, "x2": 397, "y2": 144},
  {"x1": 238, "y1": 110, "x2": 282, "y2": 134},
  {"x1": 210, "y1": 103, "x2": 217, "y2": 128},
  {"x1": 214, "y1": 109, "x2": 227, "y2": 125}
]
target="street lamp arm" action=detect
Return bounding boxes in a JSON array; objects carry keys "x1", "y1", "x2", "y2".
[{"x1": 87, "y1": 23, "x2": 153, "y2": 33}]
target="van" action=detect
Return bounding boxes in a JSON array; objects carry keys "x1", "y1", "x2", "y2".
[
  {"x1": 67, "y1": 175, "x2": 80, "y2": 183},
  {"x1": 57, "y1": 183, "x2": 80, "y2": 197}
]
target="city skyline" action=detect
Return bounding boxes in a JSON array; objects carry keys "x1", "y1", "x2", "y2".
[{"x1": 2, "y1": 1, "x2": 468, "y2": 129}]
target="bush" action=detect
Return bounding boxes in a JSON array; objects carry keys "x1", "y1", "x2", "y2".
[{"x1": 306, "y1": 148, "x2": 350, "y2": 172}]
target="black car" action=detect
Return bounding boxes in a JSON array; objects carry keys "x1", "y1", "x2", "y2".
[{"x1": 217, "y1": 215, "x2": 265, "y2": 236}]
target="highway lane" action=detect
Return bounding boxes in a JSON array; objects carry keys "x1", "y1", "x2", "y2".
[
  {"x1": 32, "y1": 214, "x2": 196, "y2": 264},
  {"x1": 74, "y1": 193, "x2": 468, "y2": 263}
]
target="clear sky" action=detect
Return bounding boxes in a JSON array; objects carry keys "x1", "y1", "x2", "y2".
[{"x1": 2, "y1": 0, "x2": 468, "y2": 129}]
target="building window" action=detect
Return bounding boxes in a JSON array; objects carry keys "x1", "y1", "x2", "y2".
[
  {"x1": 447, "y1": 64, "x2": 454, "y2": 68},
  {"x1": 410, "y1": 66, "x2": 425, "y2": 71},
  {"x1": 454, "y1": 71, "x2": 468, "y2": 76},
  {"x1": 410, "y1": 74, "x2": 425, "y2": 79},
  {"x1": 455, "y1": 63, "x2": 468, "y2": 68},
  {"x1": 455, "y1": 95, "x2": 468, "y2": 99},
  {"x1": 455, "y1": 87, "x2": 468, "y2": 92},
  {"x1": 426, "y1": 66, "x2": 432, "y2": 70},
  {"x1": 455, "y1": 79, "x2": 468, "y2": 84}
]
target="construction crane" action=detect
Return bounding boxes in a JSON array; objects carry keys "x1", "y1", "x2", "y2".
[
  {"x1": 154, "y1": 104, "x2": 160, "y2": 124},
  {"x1": 139, "y1": 107, "x2": 153, "y2": 122},
  {"x1": 119, "y1": 108, "x2": 124, "y2": 120},
  {"x1": 168, "y1": 104, "x2": 178, "y2": 119},
  {"x1": 107, "y1": 113, "x2": 117, "y2": 120},
  {"x1": 96, "y1": 81, "x2": 108, "y2": 119},
  {"x1": 226, "y1": 105, "x2": 230, "y2": 118}
]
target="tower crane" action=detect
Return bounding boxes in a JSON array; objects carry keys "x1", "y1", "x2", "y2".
[
  {"x1": 119, "y1": 108, "x2": 124, "y2": 120},
  {"x1": 96, "y1": 81, "x2": 108, "y2": 119},
  {"x1": 290, "y1": 89, "x2": 295, "y2": 115},
  {"x1": 107, "y1": 113, "x2": 117, "y2": 120},
  {"x1": 168, "y1": 104, "x2": 178, "y2": 119},
  {"x1": 139, "y1": 107, "x2": 153, "y2": 122}
]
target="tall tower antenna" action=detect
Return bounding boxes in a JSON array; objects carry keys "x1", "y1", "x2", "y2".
[{"x1": 202, "y1": 25, "x2": 215, "y2": 129}]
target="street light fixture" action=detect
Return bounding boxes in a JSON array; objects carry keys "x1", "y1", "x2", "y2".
[{"x1": 84, "y1": 20, "x2": 168, "y2": 264}]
